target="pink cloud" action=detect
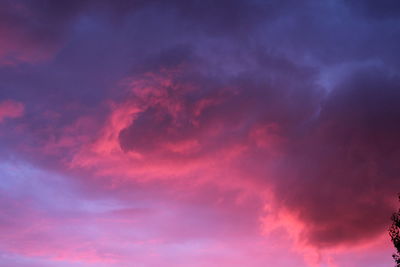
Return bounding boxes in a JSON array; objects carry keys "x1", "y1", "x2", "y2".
[
  {"x1": 2, "y1": 52, "x2": 397, "y2": 267},
  {"x1": 0, "y1": 100, "x2": 24, "y2": 122},
  {"x1": 61, "y1": 65, "x2": 399, "y2": 265}
]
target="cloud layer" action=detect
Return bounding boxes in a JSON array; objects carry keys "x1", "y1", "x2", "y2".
[{"x1": 0, "y1": 0, "x2": 399, "y2": 266}]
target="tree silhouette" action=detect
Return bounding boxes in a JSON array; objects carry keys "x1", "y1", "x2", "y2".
[{"x1": 389, "y1": 194, "x2": 400, "y2": 267}]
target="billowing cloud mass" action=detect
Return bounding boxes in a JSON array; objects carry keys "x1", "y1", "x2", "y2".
[{"x1": 0, "y1": 0, "x2": 399, "y2": 266}]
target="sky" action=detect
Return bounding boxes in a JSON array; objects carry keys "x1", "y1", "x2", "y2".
[{"x1": 0, "y1": 0, "x2": 399, "y2": 266}]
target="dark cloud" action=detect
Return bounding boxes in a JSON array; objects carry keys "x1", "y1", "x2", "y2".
[
  {"x1": 345, "y1": 0, "x2": 400, "y2": 20},
  {"x1": 118, "y1": 49, "x2": 400, "y2": 249},
  {"x1": 118, "y1": 47, "x2": 320, "y2": 158},
  {"x1": 273, "y1": 67, "x2": 400, "y2": 247},
  {"x1": 0, "y1": 0, "x2": 283, "y2": 44}
]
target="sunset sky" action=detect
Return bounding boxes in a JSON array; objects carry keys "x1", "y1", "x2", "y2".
[{"x1": 0, "y1": 1, "x2": 400, "y2": 266}]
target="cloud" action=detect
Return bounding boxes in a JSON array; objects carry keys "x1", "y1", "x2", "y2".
[
  {"x1": 0, "y1": 160, "x2": 310, "y2": 267},
  {"x1": 345, "y1": 0, "x2": 400, "y2": 20},
  {"x1": 0, "y1": 100, "x2": 24, "y2": 122},
  {"x1": 75, "y1": 57, "x2": 400, "y2": 254},
  {"x1": 0, "y1": 1, "x2": 399, "y2": 266},
  {"x1": 270, "y1": 66, "x2": 400, "y2": 248},
  {"x1": 69, "y1": 47, "x2": 319, "y2": 185},
  {"x1": 0, "y1": 0, "x2": 273, "y2": 64}
]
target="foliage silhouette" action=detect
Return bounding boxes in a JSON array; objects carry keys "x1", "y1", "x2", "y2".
[{"x1": 389, "y1": 194, "x2": 400, "y2": 267}]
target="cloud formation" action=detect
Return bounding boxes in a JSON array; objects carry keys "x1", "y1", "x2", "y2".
[{"x1": 0, "y1": 0, "x2": 399, "y2": 266}]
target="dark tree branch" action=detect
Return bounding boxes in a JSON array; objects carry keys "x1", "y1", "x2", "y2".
[{"x1": 389, "y1": 194, "x2": 400, "y2": 267}]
